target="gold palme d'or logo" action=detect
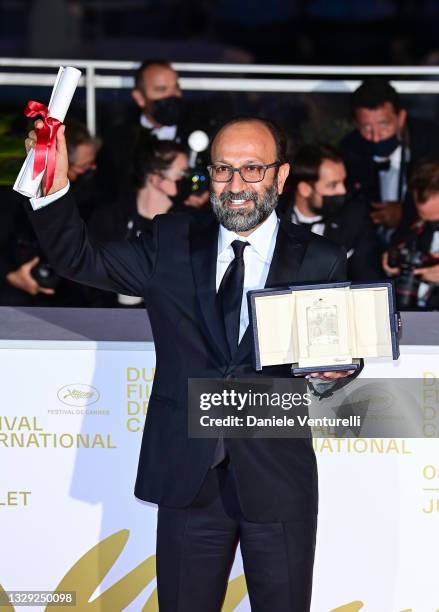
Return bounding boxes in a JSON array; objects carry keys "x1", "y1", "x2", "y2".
[{"x1": 0, "y1": 530, "x2": 421, "y2": 611}]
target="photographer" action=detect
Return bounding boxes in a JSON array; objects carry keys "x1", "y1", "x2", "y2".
[
  {"x1": 341, "y1": 79, "x2": 439, "y2": 241},
  {"x1": 383, "y1": 159, "x2": 439, "y2": 309},
  {"x1": 0, "y1": 120, "x2": 99, "y2": 306}
]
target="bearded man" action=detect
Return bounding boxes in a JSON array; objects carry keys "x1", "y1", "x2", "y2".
[{"x1": 24, "y1": 116, "x2": 354, "y2": 612}]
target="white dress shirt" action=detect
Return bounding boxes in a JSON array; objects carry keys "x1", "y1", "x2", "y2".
[
  {"x1": 140, "y1": 114, "x2": 177, "y2": 141},
  {"x1": 374, "y1": 144, "x2": 410, "y2": 202},
  {"x1": 216, "y1": 210, "x2": 279, "y2": 343},
  {"x1": 291, "y1": 205, "x2": 325, "y2": 236}
]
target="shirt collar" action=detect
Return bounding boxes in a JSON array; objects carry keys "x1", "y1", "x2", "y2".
[
  {"x1": 293, "y1": 205, "x2": 322, "y2": 224},
  {"x1": 218, "y1": 210, "x2": 279, "y2": 261},
  {"x1": 373, "y1": 144, "x2": 405, "y2": 169},
  {"x1": 140, "y1": 114, "x2": 177, "y2": 140}
]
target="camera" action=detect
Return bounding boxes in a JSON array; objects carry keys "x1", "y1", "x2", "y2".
[
  {"x1": 15, "y1": 236, "x2": 61, "y2": 290},
  {"x1": 388, "y1": 243, "x2": 436, "y2": 309}
]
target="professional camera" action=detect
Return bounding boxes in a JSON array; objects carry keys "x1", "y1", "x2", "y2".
[
  {"x1": 15, "y1": 236, "x2": 61, "y2": 290},
  {"x1": 388, "y1": 243, "x2": 437, "y2": 309}
]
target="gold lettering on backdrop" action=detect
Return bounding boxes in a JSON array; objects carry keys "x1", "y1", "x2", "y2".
[
  {"x1": 0, "y1": 416, "x2": 43, "y2": 431},
  {"x1": 421, "y1": 464, "x2": 439, "y2": 514},
  {"x1": 0, "y1": 432, "x2": 116, "y2": 449},
  {"x1": 126, "y1": 367, "x2": 155, "y2": 382},
  {"x1": 126, "y1": 367, "x2": 155, "y2": 432},
  {"x1": 313, "y1": 438, "x2": 411, "y2": 454},
  {"x1": 422, "y1": 498, "x2": 439, "y2": 513},
  {"x1": 0, "y1": 491, "x2": 31, "y2": 507},
  {"x1": 422, "y1": 373, "x2": 439, "y2": 437}
]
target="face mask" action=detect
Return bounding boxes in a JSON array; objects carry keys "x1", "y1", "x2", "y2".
[
  {"x1": 425, "y1": 220, "x2": 439, "y2": 232},
  {"x1": 150, "y1": 96, "x2": 182, "y2": 126},
  {"x1": 309, "y1": 193, "x2": 347, "y2": 218},
  {"x1": 371, "y1": 134, "x2": 400, "y2": 158}
]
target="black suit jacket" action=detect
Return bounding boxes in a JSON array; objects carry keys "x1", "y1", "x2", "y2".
[
  {"x1": 322, "y1": 199, "x2": 382, "y2": 281},
  {"x1": 26, "y1": 193, "x2": 347, "y2": 521},
  {"x1": 288, "y1": 198, "x2": 382, "y2": 281}
]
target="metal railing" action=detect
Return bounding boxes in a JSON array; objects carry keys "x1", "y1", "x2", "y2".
[{"x1": 1, "y1": 57, "x2": 439, "y2": 135}]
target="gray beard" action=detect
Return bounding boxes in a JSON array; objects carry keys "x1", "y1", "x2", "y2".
[{"x1": 210, "y1": 183, "x2": 279, "y2": 232}]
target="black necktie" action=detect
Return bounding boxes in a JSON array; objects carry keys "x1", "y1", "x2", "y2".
[{"x1": 217, "y1": 240, "x2": 249, "y2": 355}]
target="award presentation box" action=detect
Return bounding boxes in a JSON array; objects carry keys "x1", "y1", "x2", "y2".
[{"x1": 248, "y1": 281, "x2": 401, "y2": 375}]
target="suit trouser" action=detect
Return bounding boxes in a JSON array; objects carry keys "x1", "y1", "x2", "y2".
[{"x1": 156, "y1": 459, "x2": 317, "y2": 611}]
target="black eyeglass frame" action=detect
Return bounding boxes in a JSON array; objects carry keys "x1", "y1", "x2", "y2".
[{"x1": 206, "y1": 161, "x2": 281, "y2": 183}]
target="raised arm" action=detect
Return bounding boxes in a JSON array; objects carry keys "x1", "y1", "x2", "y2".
[{"x1": 23, "y1": 121, "x2": 157, "y2": 297}]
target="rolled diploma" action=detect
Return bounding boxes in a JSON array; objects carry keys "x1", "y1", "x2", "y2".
[{"x1": 13, "y1": 66, "x2": 82, "y2": 198}]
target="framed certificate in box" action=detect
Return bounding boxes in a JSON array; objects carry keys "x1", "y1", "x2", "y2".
[{"x1": 247, "y1": 281, "x2": 401, "y2": 375}]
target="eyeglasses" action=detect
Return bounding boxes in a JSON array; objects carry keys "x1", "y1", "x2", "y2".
[{"x1": 207, "y1": 162, "x2": 280, "y2": 183}]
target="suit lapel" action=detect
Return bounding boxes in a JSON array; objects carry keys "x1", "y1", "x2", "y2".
[
  {"x1": 265, "y1": 219, "x2": 308, "y2": 288},
  {"x1": 232, "y1": 219, "x2": 309, "y2": 365},
  {"x1": 190, "y1": 216, "x2": 230, "y2": 363}
]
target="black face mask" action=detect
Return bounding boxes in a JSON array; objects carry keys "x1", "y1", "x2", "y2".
[
  {"x1": 425, "y1": 220, "x2": 439, "y2": 232},
  {"x1": 309, "y1": 193, "x2": 347, "y2": 219},
  {"x1": 371, "y1": 134, "x2": 400, "y2": 158},
  {"x1": 150, "y1": 96, "x2": 183, "y2": 126}
]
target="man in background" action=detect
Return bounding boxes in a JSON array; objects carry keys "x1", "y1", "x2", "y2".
[
  {"x1": 97, "y1": 59, "x2": 210, "y2": 206},
  {"x1": 0, "y1": 120, "x2": 98, "y2": 306},
  {"x1": 289, "y1": 143, "x2": 382, "y2": 281},
  {"x1": 341, "y1": 78, "x2": 439, "y2": 237},
  {"x1": 383, "y1": 159, "x2": 439, "y2": 309}
]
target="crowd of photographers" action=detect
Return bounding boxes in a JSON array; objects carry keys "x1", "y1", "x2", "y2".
[{"x1": 1, "y1": 61, "x2": 439, "y2": 311}]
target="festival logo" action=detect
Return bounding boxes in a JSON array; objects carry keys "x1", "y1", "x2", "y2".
[{"x1": 57, "y1": 384, "x2": 100, "y2": 407}]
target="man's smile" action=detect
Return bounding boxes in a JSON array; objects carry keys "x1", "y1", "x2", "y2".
[{"x1": 225, "y1": 198, "x2": 254, "y2": 209}]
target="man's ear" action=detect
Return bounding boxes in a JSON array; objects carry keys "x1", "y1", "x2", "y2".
[
  {"x1": 297, "y1": 181, "x2": 313, "y2": 199},
  {"x1": 131, "y1": 89, "x2": 146, "y2": 109},
  {"x1": 277, "y1": 163, "x2": 290, "y2": 194}
]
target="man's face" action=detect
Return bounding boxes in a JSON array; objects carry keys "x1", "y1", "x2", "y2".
[
  {"x1": 415, "y1": 193, "x2": 439, "y2": 222},
  {"x1": 67, "y1": 142, "x2": 97, "y2": 182},
  {"x1": 303, "y1": 159, "x2": 347, "y2": 210},
  {"x1": 133, "y1": 65, "x2": 181, "y2": 114},
  {"x1": 209, "y1": 122, "x2": 289, "y2": 233},
  {"x1": 355, "y1": 102, "x2": 407, "y2": 142}
]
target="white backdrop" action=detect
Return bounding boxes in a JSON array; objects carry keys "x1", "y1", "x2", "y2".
[{"x1": 1, "y1": 342, "x2": 438, "y2": 612}]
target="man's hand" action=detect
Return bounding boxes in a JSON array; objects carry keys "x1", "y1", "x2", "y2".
[
  {"x1": 25, "y1": 120, "x2": 69, "y2": 195},
  {"x1": 414, "y1": 261, "x2": 439, "y2": 283},
  {"x1": 6, "y1": 257, "x2": 55, "y2": 296},
  {"x1": 370, "y1": 201, "x2": 402, "y2": 227},
  {"x1": 382, "y1": 250, "x2": 401, "y2": 276},
  {"x1": 307, "y1": 370, "x2": 355, "y2": 380}
]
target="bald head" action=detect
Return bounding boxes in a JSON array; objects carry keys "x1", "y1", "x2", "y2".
[
  {"x1": 209, "y1": 118, "x2": 290, "y2": 235},
  {"x1": 211, "y1": 118, "x2": 286, "y2": 165}
]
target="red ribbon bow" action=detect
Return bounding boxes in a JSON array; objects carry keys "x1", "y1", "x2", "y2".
[{"x1": 24, "y1": 101, "x2": 62, "y2": 196}]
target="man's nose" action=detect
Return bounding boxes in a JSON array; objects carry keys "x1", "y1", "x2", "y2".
[
  {"x1": 228, "y1": 169, "x2": 246, "y2": 191},
  {"x1": 371, "y1": 129, "x2": 381, "y2": 143},
  {"x1": 337, "y1": 184, "x2": 347, "y2": 195}
]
